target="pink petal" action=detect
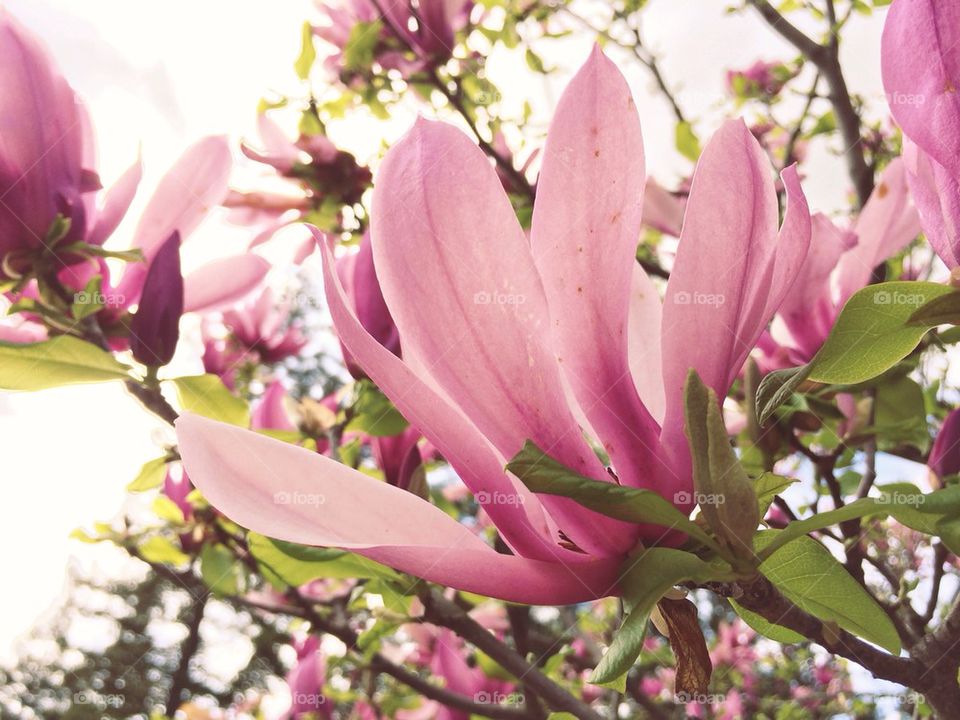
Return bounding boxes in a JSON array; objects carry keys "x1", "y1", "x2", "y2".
[
  {"x1": 251, "y1": 380, "x2": 294, "y2": 432},
  {"x1": 117, "y1": 136, "x2": 232, "y2": 302},
  {"x1": 176, "y1": 413, "x2": 622, "y2": 604},
  {"x1": 628, "y1": 264, "x2": 665, "y2": 425},
  {"x1": 368, "y1": 120, "x2": 633, "y2": 554},
  {"x1": 317, "y1": 228, "x2": 633, "y2": 559},
  {"x1": 881, "y1": 0, "x2": 960, "y2": 178},
  {"x1": 87, "y1": 154, "x2": 143, "y2": 246},
  {"x1": 903, "y1": 139, "x2": 960, "y2": 269},
  {"x1": 642, "y1": 177, "x2": 685, "y2": 236},
  {"x1": 836, "y1": 158, "x2": 920, "y2": 298},
  {"x1": 530, "y1": 46, "x2": 669, "y2": 493},
  {"x1": 660, "y1": 122, "x2": 810, "y2": 478},
  {"x1": 182, "y1": 254, "x2": 270, "y2": 312}
]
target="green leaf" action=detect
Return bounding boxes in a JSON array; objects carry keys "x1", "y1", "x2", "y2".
[
  {"x1": 171, "y1": 374, "x2": 249, "y2": 427},
  {"x1": 729, "y1": 599, "x2": 804, "y2": 643},
  {"x1": 342, "y1": 20, "x2": 383, "y2": 71},
  {"x1": 127, "y1": 457, "x2": 168, "y2": 492},
  {"x1": 806, "y1": 281, "x2": 953, "y2": 385},
  {"x1": 247, "y1": 533, "x2": 399, "y2": 587},
  {"x1": 907, "y1": 290, "x2": 960, "y2": 326},
  {"x1": 756, "y1": 532, "x2": 901, "y2": 653},
  {"x1": 200, "y1": 543, "x2": 243, "y2": 596},
  {"x1": 755, "y1": 473, "x2": 797, "y2": 516},
  {"x1": 524, "y1": 48, "x2": 548, "y2": 73},
  {"x1": 756, "y1": 364, "x2": 812, "y2": 425},
  {"x1": 152, "y1": 495, "x2": 185, "y2": 524},
  {"x1": 506, "y1": 441, "x2": 723, "y2": 554},
  {"x1": 346, "y1": 380, "x2": 409, "y2": 436},
  {"x1": 684, "y1": 371, "x2": 759, "y2": 562},
  {"x1": 137, "y1": 536, "x2": 190, "y2": 566},
  {"x1": 294, "y1": 21, "x2": 316, "y2": 80},
  {"x1": 675, "y1": 121, "x2": 701, "y2": 161},
  {"x1": 589, "y1": 549, "x2": 723, "y2": 685},
  {"x1": 0, "y1": 337, "x2": 130, "y2": 390}
]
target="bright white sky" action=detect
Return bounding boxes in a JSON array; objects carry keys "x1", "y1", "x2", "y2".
[{"x1": 0, "y1": 0, "x2": 914, "y2": 680}]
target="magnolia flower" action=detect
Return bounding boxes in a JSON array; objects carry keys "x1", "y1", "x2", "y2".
[
  {"x1": 176, "y1": 49, "x2": 810, "y2": 604},
  {"x1": 725, "y1": 60, "x2": 793, "y2": 100},
  {"x1": 0, "y1": 11, "x2": 90, "y2": 272},
  {"x1": 284, "y1": 636, "x2": 331, "y2": 720},
  {"x1": 881, "y1": 0, "x2": 960, "y2": 269},
  {"x1": 762, "y1": 159, "x2": 920, "y2": 367},
  {"x1": 314, "y1": 0, "x2": 472, "y2": 76},
  {"x1": 221, "y1": 287, "x2": 307, "y2": 364}
]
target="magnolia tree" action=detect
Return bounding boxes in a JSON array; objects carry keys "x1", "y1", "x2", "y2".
[{"x1": 5, "y1": 0, "x2": 960, "y2": 718}]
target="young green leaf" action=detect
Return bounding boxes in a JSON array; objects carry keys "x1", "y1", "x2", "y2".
[
  {"x1": 755, "y1": 364, "x2": 813, "y2": 425},
  {"x1": 0, "y1": 337, "x2": 130, "y2": 390},
  {"x1": 806, "y1": 281, "x2": 953, "y2": 385},
  {"x1": 756, "y1": 532, "x2": 901, "y2": 654},
  {"x1": 729, "y1": 599, "x2": 805, "y2": 643},
  {"x1": 684, "y1": 371, "x2": 759, "y2": 562},
  {"x1": 589, "y1": 548, "x2": 723, "y2": 685},
  {"x1": 907, "y1": 290, "x2": 960, "y2": 327},
  {"x1": 127, "y1": 457, "x2": 168, "y2": 492},
  {"x1": 247, "y1": 533, "x2": 400, "y2": 588},
  {"x1": 506, "y1": 440, "x2": 723, "y2": 554},
  {"x1": 200, "y1": 543, "x2": 243, "y2": 596},
  {"x1": 171, "y1": 374, "x2": 250, "y2": 427}
]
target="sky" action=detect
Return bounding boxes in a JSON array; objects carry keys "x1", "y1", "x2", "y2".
[{"x1": 0, "y1": 0, "x2": 921, "y2": 686}]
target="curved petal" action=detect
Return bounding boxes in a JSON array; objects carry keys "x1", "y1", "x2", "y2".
[
  {"x1": 903, "y1": 139, "x2": 960, "y2": 269},
  {"x1": 176, "y1": 413, "x2": 622, "y2": 604},
  {"x1": 317, "y1": 229, "x2": 628, "y2": 560},
  {"x1": 368, "y1": 120, "x2": 631, "y2": 554},
  {"x1": 530, "y1": 46, "x2": 669, "y2": 494},
  {"x1": 660, "y1": 122, "x2": 810, "y2": 485},
  {"x1": 881, "y1": 0, "x2": 960, "y2": 178},
  {"x1": 628, "y1": 263, "x2": 665, "y2": 425},
  {"x1": 87, "y1": 154, "x2": 142, "y2": 246},
  {"x1": 117, "y1": 136, "x2": 232, "y2": 303},
  {"x1": 183, "y1": 253, "x2": 270, "y2": 312},
  {"x1": 251, "y1": 380, "x2": 295, "y2": 431},
  {"x1": 836, "y1": 158, "x2": 920, "y2": 298}
]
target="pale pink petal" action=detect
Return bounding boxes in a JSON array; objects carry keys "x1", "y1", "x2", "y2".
[
  {"x1": 87, "y1": 154, "x2": 142, "y2": 246},
  {"x1": 368, "y1": 119, "x2": 632, "y2": 554},
  {"x1": 903, "y1": 139, "x2": 960, "y2": 269},
  {"x1": 660, "y1": 122, "x2": 810, "y2": 482},
  {"x1": 182, "y1": 254, "x2": 270, "y2": 312},
  {"x1": 530, "y1": 47, "x2": 670, "y2": 493},
  {"x1": 642, "y1": 177, "x2": 685, "y2": 236},
  {"x1": 628, "y1": 264, "x2": 665, "y2": 425},
  {"x1": 318, "y1": 229, "x2": 633, "y2": 559},
  {"x1": 117, "y1": 136, "x2": 232, "y2": 302},
  {"x1": 176, "y1": 413, "x2": 621, "y2": 604},
  {"x1": 836, "y1": 158, "x2": 920, "y2": 298},
  {"x1": 251, "y1": 380, "x2": 295, "y2": 431}
]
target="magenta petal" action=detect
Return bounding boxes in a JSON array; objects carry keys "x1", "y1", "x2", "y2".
[
  {"x1": 628, "y1": 264, "x2": 665, "y2": 425},
  {"x1": 251, "y1": 380, "x2": 294, "y2": 432},
  {"x1": 130, "y1": 232, "x2": 183, "y2": 367},
  {"x1": 881, "y1": 0, "x2": 960, "y2": 178},
  {"x1": 930, "y1": 408, "x2": 960, "y2": 481},
  {"x1": 530, "y1": 46, "x2": 669, "y2": 493},
  {"x1": 318, "y1": 228, "x2": 635, "y2": 558},
  {"x1": 182, "y1": 253, "x2": 270, "y2": 312},
  {"x1": 176, "y1": 413, "x2": 622, "y2": 604},
  {"x1": 368, "y1": 119, "x2": 628, "y2": 541}
]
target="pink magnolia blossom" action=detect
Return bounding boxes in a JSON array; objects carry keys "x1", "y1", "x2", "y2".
[
  {"x1": 761, "y1": 159, "x2": 919, "y2": 368},
  {"x1": 314, "y1": 0, "x2": 473, "y2": 76},
  {"x1": 0, "y1": 11, "x2": 90, "y2": 272},
  {"x1": 881, "y1": 0, "x2": 960, "y2": 268},
  {"x1": 284, "y1": 636, "x2": 331, "y2": 719},
  {"x1": 725, "y1": 59, "x2": 793, "y2": 100},
  {"x1": 175, "y1": 48, "x2": 810, "y2": 604}
]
